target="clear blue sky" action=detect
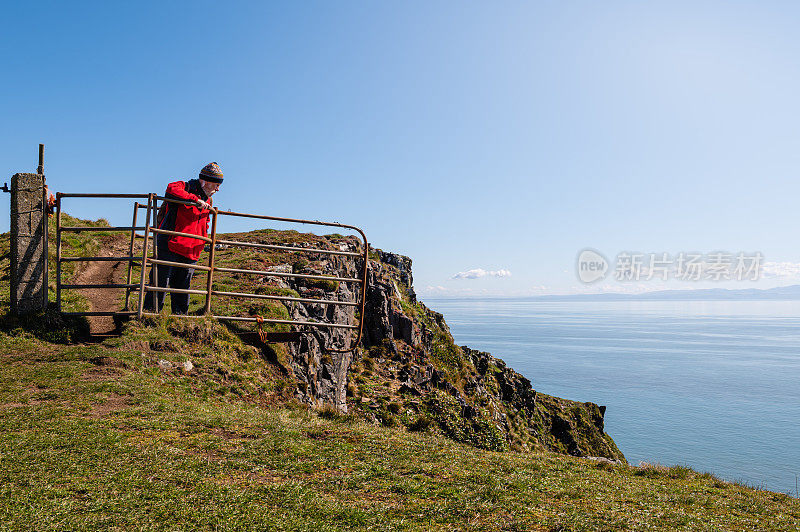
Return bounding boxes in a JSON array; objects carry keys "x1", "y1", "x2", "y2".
[{"x1": 3, "y1": 1, "x2": 800, "y2": 296}]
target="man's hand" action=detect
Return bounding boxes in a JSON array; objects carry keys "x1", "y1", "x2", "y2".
[{"x1": 195, "y1": 199, "x2": 212, "y2": 210}]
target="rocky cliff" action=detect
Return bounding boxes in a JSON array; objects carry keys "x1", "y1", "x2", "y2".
[{"x1": 268, "y1": 237, "x2": 623, "y2": 461}]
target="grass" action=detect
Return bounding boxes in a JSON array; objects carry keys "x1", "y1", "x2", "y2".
[{"x1": 0, "y1": 332, "x2": 798, "y2": 530}]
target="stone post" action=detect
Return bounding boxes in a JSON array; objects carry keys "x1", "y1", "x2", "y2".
[{"x1": 10, "y1": 173, "x2": 48, "y2": 315}]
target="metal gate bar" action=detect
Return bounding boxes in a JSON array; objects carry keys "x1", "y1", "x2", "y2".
[
  {"x1": 213, "y1": 266, "x2": 361, "y2": 283},
  {"x1": 147, "y1": 258, "x2": 213, "y2": 271},
  {"x1": 149, "y1": 226, "x2": 213, "y2": 243},
  {"x1": 62, "y1": 311, "x2": 138, "y2": 317},
  {"x1": 60, "y1": 226, "x2": 146, "y2": 232},
  {"x1": 60, "y1": 256, "x2": 143, "y2": 262},
  {"x1": 138, "y1": 312, "x2": 359, "y2": 329},
  {"x1": 214, "y1": 238, "x2": 362, "y2": 257},
  {"x1": 212, "y1": 290, "x2": 359, "y2": 306},
  {"x1": 61, "y1": 283, "x2": 139, "y2": 289}
]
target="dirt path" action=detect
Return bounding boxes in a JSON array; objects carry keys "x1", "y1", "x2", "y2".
[{"x1": 72, "y1": 239, "x2": 133, "y2": 335}]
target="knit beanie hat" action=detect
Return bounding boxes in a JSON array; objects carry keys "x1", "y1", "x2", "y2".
[{"x1": 199, "y1": 162, "x2": 224, "y2": 183}]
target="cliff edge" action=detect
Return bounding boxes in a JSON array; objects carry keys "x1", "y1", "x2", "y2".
[{"x1": 266, "y1": 237, "x2": 623, "y2": 461}]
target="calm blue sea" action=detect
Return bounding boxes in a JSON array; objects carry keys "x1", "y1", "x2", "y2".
[{"x1": 427, "y1": 298, "x2": 800, "y2": 496}]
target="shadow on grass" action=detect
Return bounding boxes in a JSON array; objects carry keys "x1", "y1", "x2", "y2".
[{"x1": 0, "y1": 303, "x2": 90, "y2": 344}]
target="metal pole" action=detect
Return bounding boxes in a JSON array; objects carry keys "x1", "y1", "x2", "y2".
[
  {"x1": 124, "y1": 202, "x2": 139, "y2": 310},
  {"x1": 42, "y1": 175, "x2": 48, "y2": 310},
  {"x1": 151, "y1": 197, "x2": 158, "y2": 310},
  {"x1": 137, "y1": 194, "x2": 153, "y2": 318},
  {"x1": 55, "y1": 195, "x2": 62, "y2": 313},
  {"x1": 37, "y1": 144, "x2": 44, "y2": 175},
  {"x1": 204, "y1": 208, "x2": 218, "y2": 315}
]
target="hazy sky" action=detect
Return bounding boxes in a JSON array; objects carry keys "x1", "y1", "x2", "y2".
[{"x1": 3, "y1": 2, "x2": 800, "y2": 296}]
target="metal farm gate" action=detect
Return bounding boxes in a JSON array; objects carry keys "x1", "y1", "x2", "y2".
[{"x1": 55, "y1": 192, "x2": 369, "y2": 353}]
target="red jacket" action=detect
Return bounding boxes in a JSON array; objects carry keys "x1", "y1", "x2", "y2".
[{"x1": 159, "y1": 179, "x2": 212, "y2": 261}]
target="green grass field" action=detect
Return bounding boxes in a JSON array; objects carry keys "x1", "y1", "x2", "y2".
[{"x1": 0, "y1": 327, "x2": 798, "y2": 531}]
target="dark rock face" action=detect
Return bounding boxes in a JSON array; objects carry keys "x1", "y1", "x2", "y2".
[
  {"x1": 550, "y1": 414, "x2": 580, "y2": 456},
  {"x1": 375, "y1": 250, "x2": 415, "y2": 304},
  {"x1": 271, "y1": 241, "x2": 362, "y2": 412},
  {"x1": 278, "y1": 242, "x2": 625, "y2": 461},
  {"x1": 362, "y1": 255, "x2": 422, "y2": 349},
  {"x1": 463, "y1": 347, "x2": 537, "y2": 411}
]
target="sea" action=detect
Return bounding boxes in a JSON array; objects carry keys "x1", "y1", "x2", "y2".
[{"x1": 426, "y1": 298, "x2": 800, "y2": 496}]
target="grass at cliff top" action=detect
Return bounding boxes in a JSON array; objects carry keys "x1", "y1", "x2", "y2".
[{"x1": 1, "y1": 333, "x2": 798, "y2": 531}]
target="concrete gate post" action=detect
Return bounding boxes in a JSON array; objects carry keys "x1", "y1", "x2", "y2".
[{"x1": 10, "y1": 172, "x2": 48, "y2": 315}]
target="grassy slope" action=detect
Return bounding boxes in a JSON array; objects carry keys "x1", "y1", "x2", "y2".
[
  {"x1": 1, "y1": 332, "x2": 798, "y2": 531},
  {"x1": 1, "y1": 221, "x2": 799, "y2": 529}
]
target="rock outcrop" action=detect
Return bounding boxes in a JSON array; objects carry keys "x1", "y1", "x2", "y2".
[{"x1": 274, "y1": 239, "x2": 624, "y2": 461}]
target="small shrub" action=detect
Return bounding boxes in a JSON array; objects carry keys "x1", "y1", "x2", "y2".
[
  {"x1": 318, "y1": 404, "x2": 340, "y2": 420},
  {"x1": 408, "y1": 415, "x2": 433, "y2": 432},
  {"x1": 291, "y1": 259, "x2": 309, "y2": 273},
  {"x1": 669, "y1": 465, "x2": 693, "y2": 480},
  {"x1": 593, "y1": 460, "x2": 615, "y2": 471},
  {"x1": 270, "y1": 380, "x2": 285, "y2": 394},
  {"x1": 305, "y1": 278, "x2": 339, "y2": 292},
  {"x1": 368, "y1": 346, "x2": 385, "y2": 359},
  {"x1": 635, "y1": 462, "x2": 667, "y2": 478},
  {"x1": 305, "y1": 427, "x2": 329, "y2": 440}
]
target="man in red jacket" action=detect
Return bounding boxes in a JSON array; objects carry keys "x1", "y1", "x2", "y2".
[{"x1": 143, "y1": 162, "x2": 223, "y2": 314}]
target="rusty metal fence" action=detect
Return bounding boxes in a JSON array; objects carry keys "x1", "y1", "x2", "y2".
[{"x1": 55, "y1": 192, "x2": 369, "y2": 352}]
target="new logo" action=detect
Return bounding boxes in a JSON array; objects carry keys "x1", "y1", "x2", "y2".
[{"x1": 577, "y1": 249, "x2": 608, "y2": 283}]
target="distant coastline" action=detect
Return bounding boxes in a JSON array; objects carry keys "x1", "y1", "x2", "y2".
[{"x1": 426, "y1": 284, "x2": 800, "y2": 302}]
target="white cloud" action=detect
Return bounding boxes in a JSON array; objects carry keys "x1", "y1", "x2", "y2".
[
  {"x1": 424, "y1": 285, "x2": 448, "y2": 292},
  {"x1": 452, "y1": 268, "x2": 512, "y2": 280}
]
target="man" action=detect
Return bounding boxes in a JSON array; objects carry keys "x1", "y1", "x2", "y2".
[{"x1": 143, "y1": 162, "x2": 223, "y2": 314}]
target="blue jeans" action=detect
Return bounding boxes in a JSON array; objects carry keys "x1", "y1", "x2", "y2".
[{"x1": 143, "y1": 235, "x2": 197, "y2": 315}]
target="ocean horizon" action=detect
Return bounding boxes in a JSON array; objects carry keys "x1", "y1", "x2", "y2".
[{"x1": 426, "y1": 297, "x2": 800, "y2": 496}]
